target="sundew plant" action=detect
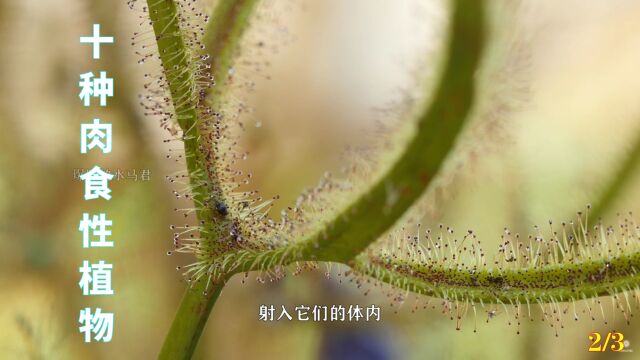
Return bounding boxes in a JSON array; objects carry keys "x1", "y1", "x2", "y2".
[{"x1": 125, "y1": 0, "x2": 640, "y2": 358}]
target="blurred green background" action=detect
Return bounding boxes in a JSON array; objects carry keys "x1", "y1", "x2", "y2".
[{"x1": 1, "y1": 0, "x2": 640, "y2": 358}]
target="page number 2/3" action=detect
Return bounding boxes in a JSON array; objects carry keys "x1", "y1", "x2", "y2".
[{"x1": 589, "y1": 331, "x2": 625, "y2": 352}]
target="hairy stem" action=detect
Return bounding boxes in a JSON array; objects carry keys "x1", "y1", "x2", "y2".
[
  {"x1": 298, "y1": 0, "x2": 485, "y2": 263},
  {"x1": 147, "y1": 0, "x2": 217, "y2": 223},
  {"x1": 148, "y1": 0, "x2": 260, "y2": 358},
  {"x1": 204, "y1": 0, "x2": 259, "y2": 100},
  {"x1": 222, "y1": 0, "x2": 486, "y2": 269},
  {"x1": 355, "y1": 252, "x2": 640, "y2": 304}
]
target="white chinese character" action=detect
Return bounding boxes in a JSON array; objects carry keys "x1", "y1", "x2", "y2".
[
  {"x1": 79, "y1": 260, "x2": 114, "y2": 295},
  {"x1": 79, "y1": 307, "x2": 114, "y2": 343},
  {"x1": 348, "y1": 305, "x2": 363, "y2": 321},
  {"x1": 81, "y1": 119, "x2": 112, "y2": 154},
  {"x1": 330, "y1": 305, "x2": 345, "y2": 321},
  {"x1": 78, "y1": 213, "x2": 113, "y2": 248},
  {"x1": 277, "y1": 305, "x2": 292, "y2": 321},
  {"x1": 295, "y1": 305, "x2": 310, "y2": 321},
  {"x1": 79, "y1": 71, "x2": 114, "y2": 107},
  {"x1": 259, "y1": 305, "x2": 275, "y2": 321},
  {"x1": 313, "y1": 305, "x2": 327, "y2": 321},
  {"x1": 79, "y1": 166, "x2": 114, "y2": 200},
  {"x1": 80, "y1": 24, "x2": 114, "y2": 59},
  {"x1": 366, "y1": 305, "x2": 380, "y2": 321},
  {"x1": 79, "y1": 72, "x2": 94, "y2": 106}
]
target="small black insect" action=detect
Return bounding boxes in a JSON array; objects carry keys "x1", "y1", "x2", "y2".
[{"x1": 215, "y1": 201, "x2": 228, "y2": 216}]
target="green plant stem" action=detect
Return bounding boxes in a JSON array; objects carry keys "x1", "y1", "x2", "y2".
[
  {"x1": 149, "y1": 0, "x2": 260, "y2": 358},
  {"x1": 354, "y1": 252, "x2": 640, "y2": 303},
  {"x1": 159, "y1": 280, "x2": 226, "y2": 359},
  {"x1": 198, "y1": 0, "x2": 260, "y2": 211},
  {"x1": 204, "y1": 0, "x2": 259, "y2": 100},
  {"x1": 227, "y1": 0, "x2": 486, "y2": 267},
  {"x1": 150, "y1": 0, "x2": 640, "y2": 355},
  {"x1": 147, "y1": 0, "x2": 215, "y2": 225},
  {"x1": 298, "y1": 0, "x2": 485, "y2": 263},
  {"x1": 159, "y1": 0, "x2": 485, "y2": 356}
]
